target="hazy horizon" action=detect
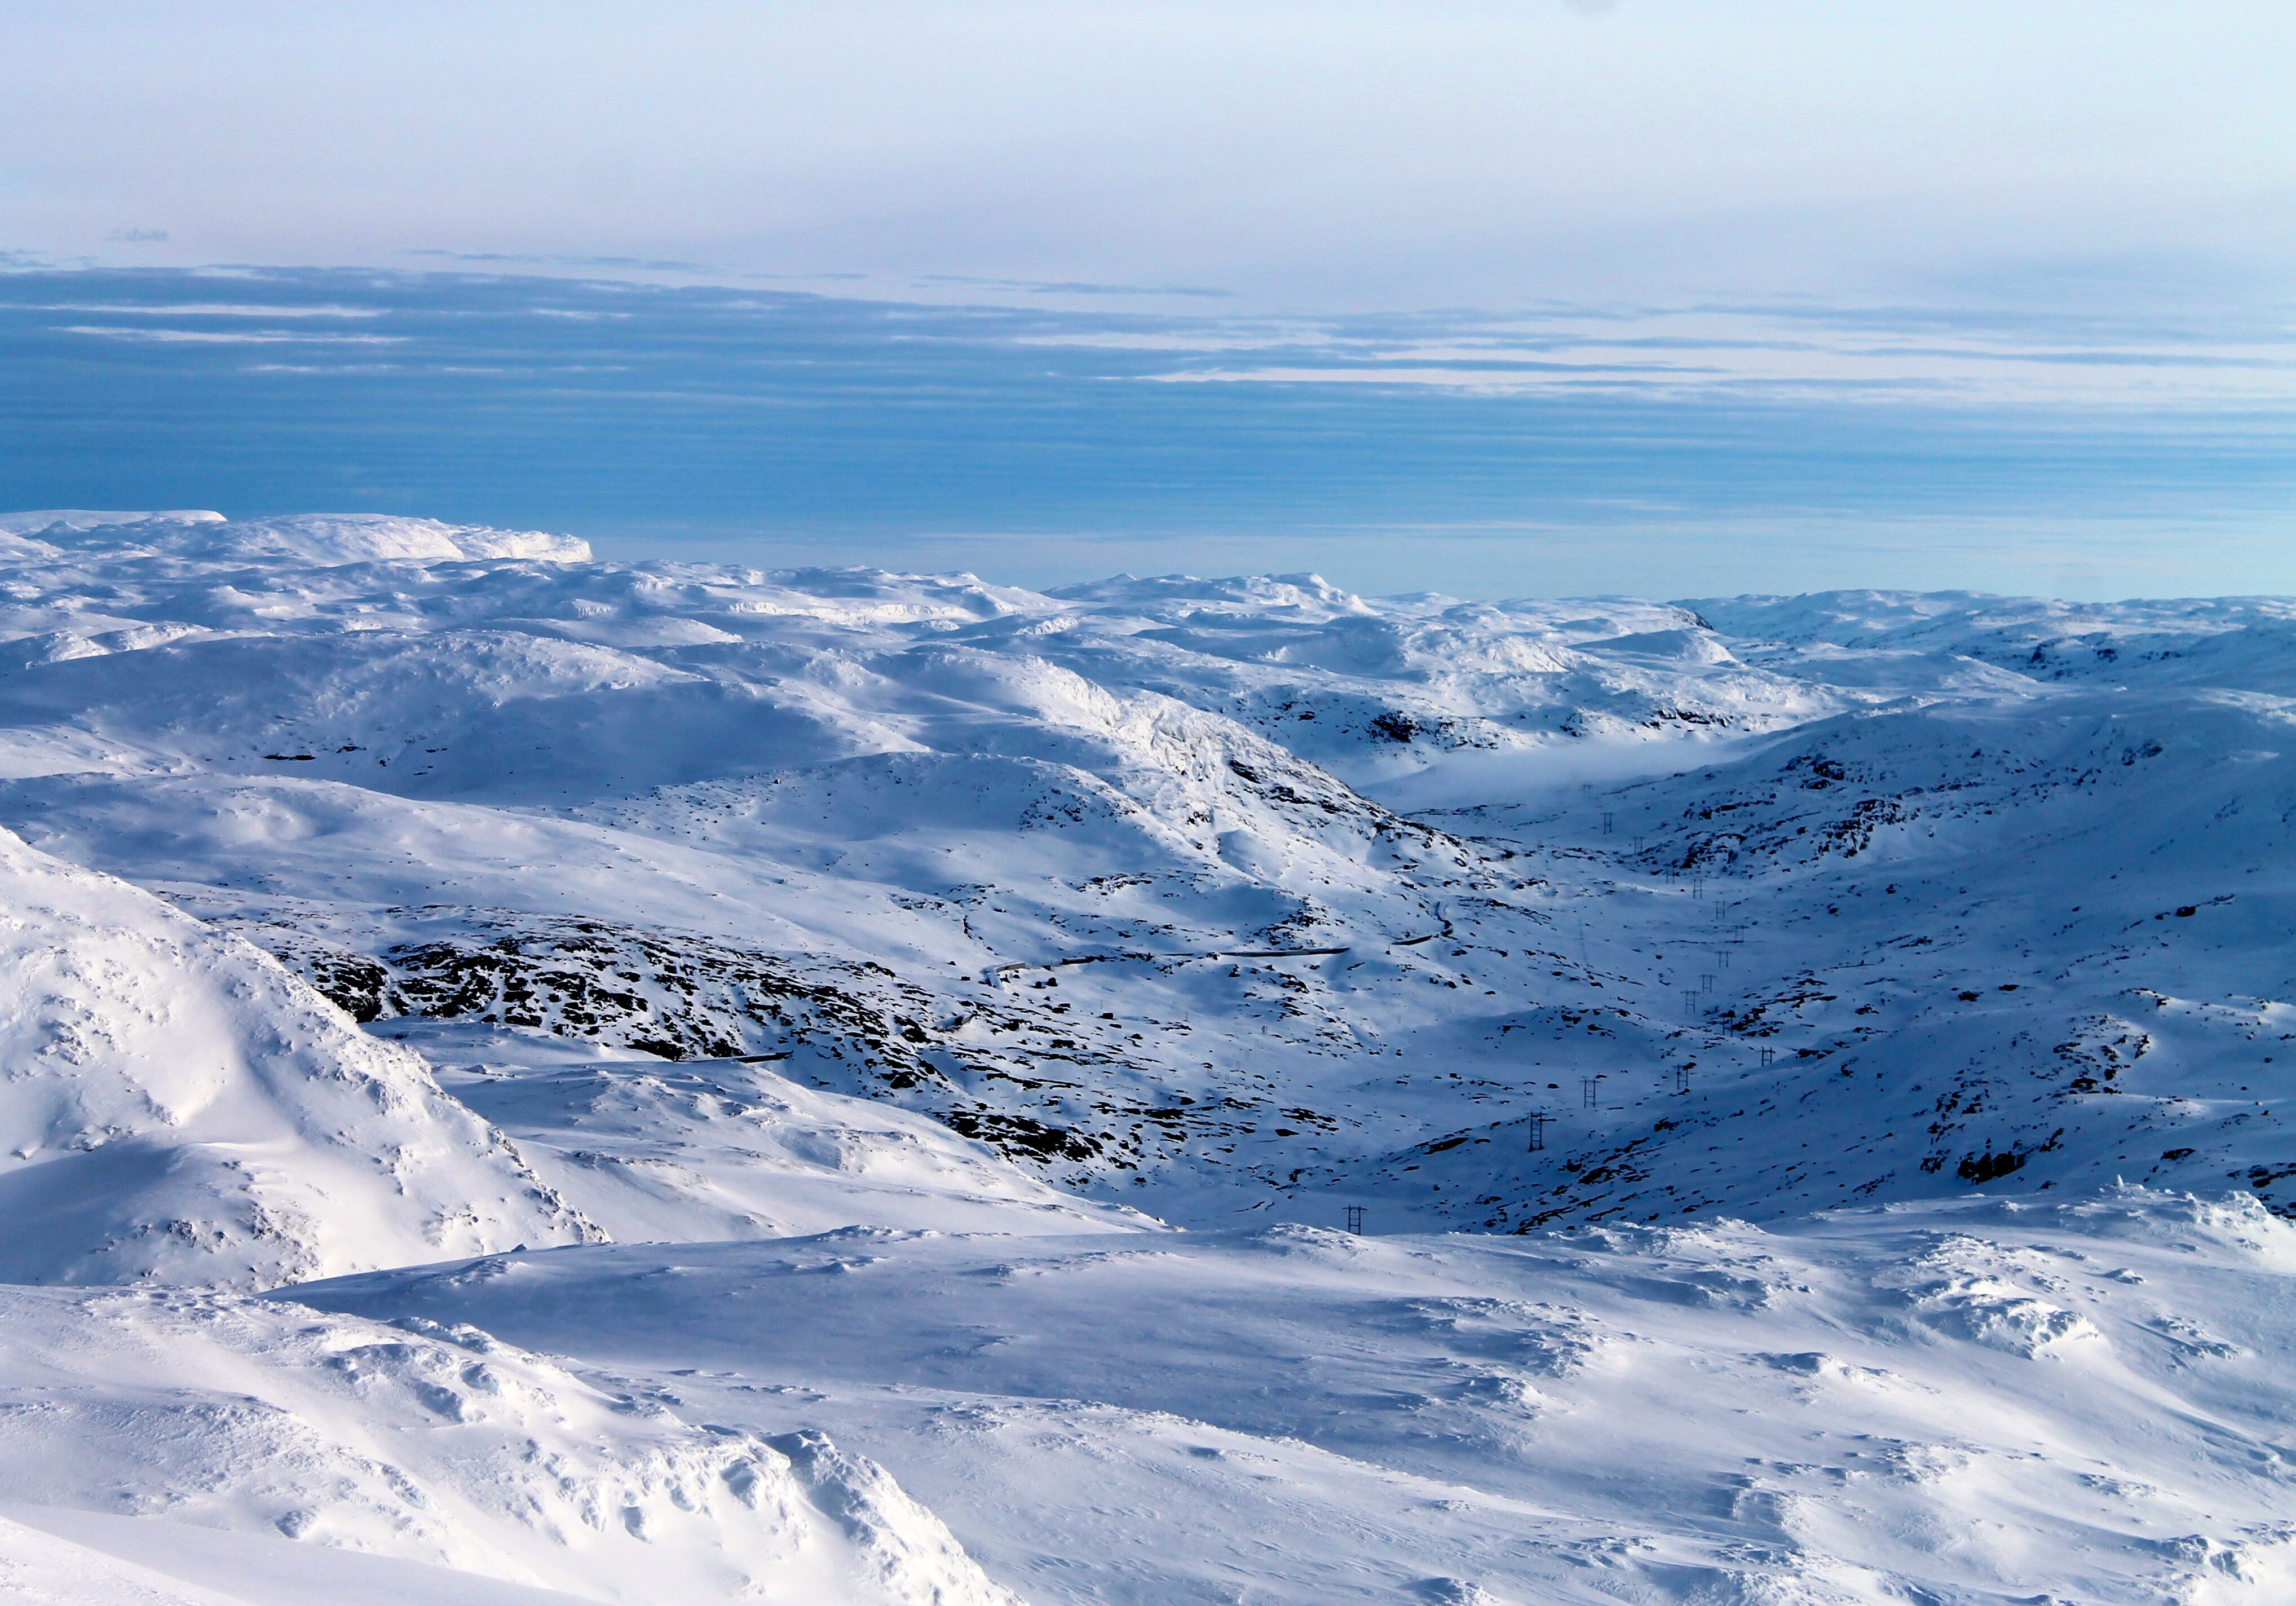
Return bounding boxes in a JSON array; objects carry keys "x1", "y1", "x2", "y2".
[{"x1": 4, "y1": 3, "x2": 2290, "y2": 595}]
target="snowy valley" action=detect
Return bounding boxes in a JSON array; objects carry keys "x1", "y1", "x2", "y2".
[{"x1": 0, "y1": 509, "x2": 2290, "y2": 1604}]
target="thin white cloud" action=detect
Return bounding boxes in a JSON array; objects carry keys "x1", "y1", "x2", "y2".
[
  {"x1": 36, "y1": 303, "x2": 386, "y2": 318},
  {"x1": 57, "y1": 325, "x2": 405, "y2": 345}
]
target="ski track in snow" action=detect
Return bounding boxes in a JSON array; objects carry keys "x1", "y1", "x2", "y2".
[{"x1": 0, "y1": 510, "x2": 2290, "y2": 1603}]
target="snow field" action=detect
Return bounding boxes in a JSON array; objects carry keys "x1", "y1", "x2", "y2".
[{"x1": 292, "y1": 1192, "x2": 2296, "y2": 1605}]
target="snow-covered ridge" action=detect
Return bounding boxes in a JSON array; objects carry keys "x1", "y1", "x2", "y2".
[
  {"x1": 2, "y1": 510, "x2": 589, "y2": 566},
  {"x1": 0, "y1": 508, "x2": 227, "y2": 533}
]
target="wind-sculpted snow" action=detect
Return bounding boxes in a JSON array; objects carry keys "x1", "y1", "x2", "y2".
[
  {"x1": 295, "y1": 1192, "x2": 2296, "y2": 1606},
  {"x1": 3, "y1": 510, "x2": 2295, "y2": 1600},
  {"x1": 0, "y1": 1283, "x2": 1020, "y2": 1605}
]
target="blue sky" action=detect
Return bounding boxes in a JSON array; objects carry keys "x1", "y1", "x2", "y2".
[{"x1": 2, "y1": 3, "x2": 2290, "y2": 597}]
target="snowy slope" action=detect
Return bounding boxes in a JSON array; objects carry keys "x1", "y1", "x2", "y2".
[
  {"x1": 0, "y1": 1283, "x2": 1018, "y2": 1605},
  {"x1": 2, "y1": 511, "x2": 2294, "y2": 1602},
  {"x1": 0, "y1": 824, "x2": 595, "y2": 1287},
  {"x1": 295, "y1": 1190, "x2": 2296, "y2": 1606},
  {"x1": 1, "y1": 515, "x2": 2289, "y2": 1231},
  {"x1": 383, "y1": 1018, "x2": 1156, "y2": 1242}
]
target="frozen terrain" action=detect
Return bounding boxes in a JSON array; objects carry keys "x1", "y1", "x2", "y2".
[{"x1": 0, "y1": 509, "x2": 2289, "y2": 1603}]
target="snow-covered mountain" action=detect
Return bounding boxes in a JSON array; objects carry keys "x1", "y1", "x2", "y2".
[{"x1": 0, "y1": 509, "x2": 2289, "y2": 1604}]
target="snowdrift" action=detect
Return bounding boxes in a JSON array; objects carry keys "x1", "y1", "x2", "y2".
[
  {"x1": 0, "y1": 1283, "x2": 1018, "y2": 1605},
  {"x1": 297, "y1": 1191, "x2": 2296, "y2": 1606},
  {"x1": 0, "y1": 825, "x2": 595, "y2": 1287}
]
